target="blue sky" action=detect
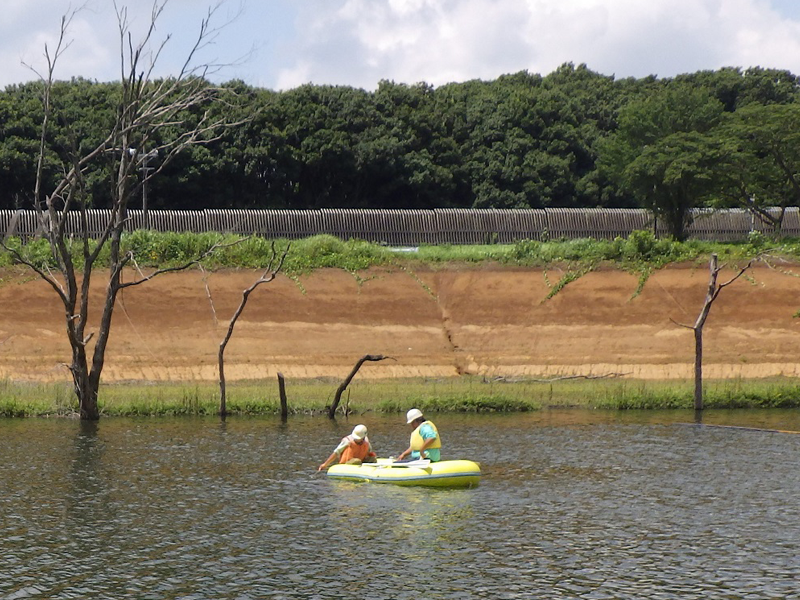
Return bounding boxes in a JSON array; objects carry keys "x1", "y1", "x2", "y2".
[{"x1": 3, "y1": 0, "x2": 800, "y2": 90}]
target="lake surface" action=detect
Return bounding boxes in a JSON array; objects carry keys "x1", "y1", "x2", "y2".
[{"x1": 2, "y1": 409, "x2": 800, "y2": 599}]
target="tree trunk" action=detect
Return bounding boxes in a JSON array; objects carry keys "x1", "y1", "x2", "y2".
[
  {"x1": 278, "y1": 372, "x2": 288, "y2": 422},
  {"x1": 72, "y1": 364, "x2": 100, "y2": 421},
  {"x1": 218, "y1": 344, "x2": 228, "y2": 417},
  {"x1": 671, "y1": 253, "x2": 754, "y2": 414},
  {"x1": 691, "y1": 255, "x2": 717, "y2": 412},
  {"x1": 215, "y1": 243, "x2": 288, "y2": 418},
  {"x1": 693, "y1": 327, "x2": 703, "y2": 411},
  {"x1": 328, "y1": 354, "x2": 392, "y2": 419}
]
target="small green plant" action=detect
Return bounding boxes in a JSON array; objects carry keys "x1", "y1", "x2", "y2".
[
  {"x1": 509, "y1": 239, "x2": 541, "y2": 263},
  {"x1": 542, "y1": 265, "x2": 595, "y2": 301},
  {"x1": 746, "y1": 230, "x2": 768, "y2": 251}
]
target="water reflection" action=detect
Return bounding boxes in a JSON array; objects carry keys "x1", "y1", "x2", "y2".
[
  {"x1": 1, "y1": 409, "x2": 799, "y2": 598},
  {"x1": 66, "y1": 421, "x2": 109, "y2": 523}
]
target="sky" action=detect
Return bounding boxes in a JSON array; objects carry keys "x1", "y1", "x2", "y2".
[{"x1": 2, "y1": 0, "x2": 800, "y2": 91}]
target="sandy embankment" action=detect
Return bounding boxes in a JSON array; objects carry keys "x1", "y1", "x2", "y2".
[{"x1": 0, "y1": 264, "x2": 799, "y2": 383}]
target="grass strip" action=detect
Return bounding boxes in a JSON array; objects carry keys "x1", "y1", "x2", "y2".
[{"x1": 2, "y1": 376, "x2": 800, "y2": 417}]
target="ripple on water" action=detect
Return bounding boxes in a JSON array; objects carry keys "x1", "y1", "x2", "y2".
[{"x1": 1, "y1": 412, "x2": 800, "y2": 598}]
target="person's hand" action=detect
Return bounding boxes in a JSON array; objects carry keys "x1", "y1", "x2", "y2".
[{"x1": 318, "y1": 464, "x2": 327, "y2": 471}]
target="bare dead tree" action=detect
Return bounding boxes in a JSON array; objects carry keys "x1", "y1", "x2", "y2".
[
  {"x1": 328, "y1": 354, "x2": 394, "y2": 419},
  {"x1": 672, "y1": 254, "x2": 755, "y2": 411},
  {"x1": 217, "y1": 242, "x2": 289, "y2": 417},
  {"x1": 4, "y1": 2, "x2": 247, "y2": 420}
]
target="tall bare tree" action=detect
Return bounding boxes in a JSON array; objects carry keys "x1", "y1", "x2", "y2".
[
  {"x1": 216, "y1": 243, "x2": 289, "y2": 417},
  {"x1": 4, "y1": 2, "x2": 244, "y2": 420},
  {"x1": 674, "y1": 254, "x2": 755, "y2": 410}
]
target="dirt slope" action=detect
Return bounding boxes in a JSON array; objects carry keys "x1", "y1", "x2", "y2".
[{"x1": 0, "y1": 264, "x2": 799, "y2": 382}]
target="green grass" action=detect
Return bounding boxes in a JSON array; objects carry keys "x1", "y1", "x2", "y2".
[
  {"x1": 3, "y1": 376, "x2": 800, "y2": 417},
  {"x1": 1, "y1": 229, "x2": 795, "y2": 274},
  {"x1": 0, "y1": 379, "x2": 78, "y2": 417}
]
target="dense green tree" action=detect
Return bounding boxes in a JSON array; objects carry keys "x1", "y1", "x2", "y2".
[
  {"x1": 710, "y1": 103, "x2": 800, "y2": 231},
  {"x1": 598, "y1": 83, "x2": 725, "y2": 239},
  {"x1": 357, "y1": 80, "x2": 457, "y2": 209},
  {"x1": 675, "y1": 66, "x2": 799, "y2": 111},
  {"x1": 624, "y1": 132, "x2": 722, "y2": 240},
  {"x1": 1, "y1": 66, "x2": 799, "y2": 214},
  {"x1": 737, "y1": 67, "x2": 800, "y2": 106},
  {"x1": 0, "y1": 83, "x2": 45, "y2": 206}
]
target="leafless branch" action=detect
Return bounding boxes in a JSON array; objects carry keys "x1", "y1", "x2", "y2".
[
  {"x1": 712, "y1": 258, "x2": 756, "y2": 300},
  {"x1": 682, "y1": 253, "x2": 760, "y2": 411},
  {"x1": 118, "y1": 238, "x2": 247, "y2": 289},
  {"x1": 0, "y1": 242, "x2": 69, "y2": 304},
  {"x1": 218, "y1": 242, "x2": 291, "y2": 416},
  {"x1": 198, "y1": 264, "x2": 219, "y2": 326},
  {"x1": 328, "y1": 354, "x2": 397, "y2": 418},
  {"x1": 669, "y1": 317, "x2": 694, "y2": 330},
  {"x1": 221, "y1": 245, "x2": 288, "y2": 339}
]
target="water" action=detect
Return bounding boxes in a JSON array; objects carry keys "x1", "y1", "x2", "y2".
[{"x1": 2, "y1": 410, "x2": 800, "y2": 599}]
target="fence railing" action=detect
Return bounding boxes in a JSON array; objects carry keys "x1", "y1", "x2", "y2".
[{"x1": 2, "y1": 207, "x2": 797, "y2": 244}]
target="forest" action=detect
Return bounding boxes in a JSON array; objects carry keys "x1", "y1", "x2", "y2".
[{"x1": 1, "y1": 63, "x2": 799, "y2": 240}]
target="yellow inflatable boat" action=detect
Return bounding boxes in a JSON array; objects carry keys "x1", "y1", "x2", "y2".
[{"x1": 326, "y1": 458, "x2": 481, "y2": 488}]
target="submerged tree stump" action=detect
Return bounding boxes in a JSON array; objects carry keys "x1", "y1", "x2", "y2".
[{"x1": 278, "y1": 372, "x2": 288, "y2": 422}]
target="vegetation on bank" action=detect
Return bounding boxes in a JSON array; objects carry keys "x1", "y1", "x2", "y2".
[
  {"x1": 1, "y1": 228, "x2": 792, "y2": 302},
  {"x1": 0, "y1": 227, "x2": 792, "y2": 274},
  {"x1": 2, "y1": 377, "x2": 800, "y2": 418}
]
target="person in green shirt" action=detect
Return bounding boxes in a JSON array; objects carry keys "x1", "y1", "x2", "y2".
[{"x1": 396, "y1": 408, "x2": 441, "y2": 462}]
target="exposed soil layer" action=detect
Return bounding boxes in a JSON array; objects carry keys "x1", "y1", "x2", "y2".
[{"x1": 1, "y1": 264, "x2": 799, "y2": 382}]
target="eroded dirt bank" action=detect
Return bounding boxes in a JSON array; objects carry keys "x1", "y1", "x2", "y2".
[{"x1": 1, "y1": 264, "x2": 799, "y2": 382}]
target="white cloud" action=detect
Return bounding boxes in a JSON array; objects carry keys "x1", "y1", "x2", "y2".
[
  {"x1": 2, "y1": 0, "x2": 800, "y2": 90},
  {"x1": 0, "y1": 1, "x2": 249, "y2": 87},
  {"x1": 275, "y1": 0, "x2": 800, "y2": 90}
]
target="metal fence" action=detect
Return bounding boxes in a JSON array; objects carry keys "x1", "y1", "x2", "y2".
[{"x1": 2, "y1": 207, "x2": 798, "y2": 244}]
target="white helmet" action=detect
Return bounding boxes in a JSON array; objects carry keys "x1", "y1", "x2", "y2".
[
  {"x1": 351, "y1": 424, "x2": 368, "y2": 440},
  {"x1": 406, "y1": 408, "x2": 423, "y2": 424}
]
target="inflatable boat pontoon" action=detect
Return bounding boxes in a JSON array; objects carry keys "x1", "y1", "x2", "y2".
[{"x1": 326, "y1": 458, "x2": 481, "y2": 488}]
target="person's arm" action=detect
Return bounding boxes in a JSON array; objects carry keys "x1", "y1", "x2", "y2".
[
  {"x1": 318, "y1": 452, "x2": 339, "y2": 471},
  {"x1": 318, "y1": 438, "x2": 348, "y2": 471},
  {"x1": 396, "y1": 445, "x2": 412, "y2": 460},
  {"x1": 417, "y1": 423, "x2": 438, "y2": 458},
  {"x1": 418, "y1": 436, "x2": 436, "y2": 458}
]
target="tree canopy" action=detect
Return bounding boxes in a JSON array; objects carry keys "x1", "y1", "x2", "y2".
[{"x1": 1, "y1": 64, "x2": 799, "y2": 235}]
